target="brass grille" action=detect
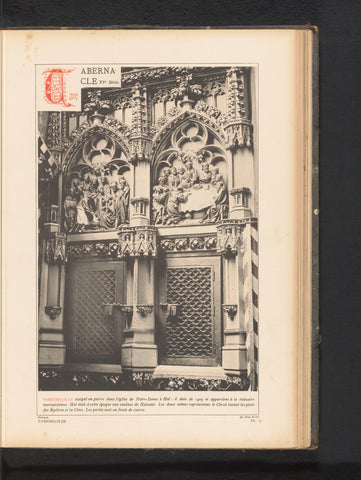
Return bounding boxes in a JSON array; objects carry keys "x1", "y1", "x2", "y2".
[
  {"x1": 166, "y1": 266, "x2": 214, "y2": 357},
  {"x1": 73, "y1": 269, "x2": 116, "y2": 359}
]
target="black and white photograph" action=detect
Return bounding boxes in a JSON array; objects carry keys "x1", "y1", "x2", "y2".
[
  {"x1": 2, "y1": 27, "x2": 319, "y2": 448},
  {"x1": 38, "y1": 65, "x2": 259, "y2": 392}
]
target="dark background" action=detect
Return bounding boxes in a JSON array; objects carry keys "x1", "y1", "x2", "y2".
[{"x1": 1, "y1": 0, "x2": 361, "y2": 478}]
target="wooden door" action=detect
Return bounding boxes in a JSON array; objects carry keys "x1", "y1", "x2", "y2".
[
  {"x1": 66, "y1": 259, "x2": 125, "y2": 364},
  {"x1": 158, "y1": 255, "x2": 222, "y2": 367}
]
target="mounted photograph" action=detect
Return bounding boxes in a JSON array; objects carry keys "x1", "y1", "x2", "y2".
[{"x1": 37, "y1": 65, "x2": 259, "y2": 392}]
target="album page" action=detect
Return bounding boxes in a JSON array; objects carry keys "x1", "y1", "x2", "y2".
[{"x1": 1, "y1": 28, "x2": 313, "y2": 448}]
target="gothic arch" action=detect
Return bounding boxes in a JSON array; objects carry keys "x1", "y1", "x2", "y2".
[
  {"x1": 151, "y1": 112, "x2": 229, "y2": 226},
  {"x1": 151, "y1": 108, "x2": 227, "y2": 163},
  {"x1": 62, "y1": 123, "x2": 132, "y2": 233},
  {"x1": 63, "y1": 121, "x2": 131, "y2": 176},
  {"x1": 151, "y1": 113, "x2": 228, "y2": 184}
]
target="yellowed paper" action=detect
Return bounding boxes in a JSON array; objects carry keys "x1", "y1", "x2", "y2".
[{"x1": 1, "y1": 29, "x2": 307, "y2": 448}]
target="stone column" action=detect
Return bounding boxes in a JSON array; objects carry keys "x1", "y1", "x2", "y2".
[
  {"x1": 217, "y1": 218, "x2": 258, "y2": 386},
  {"x1": 224, "y1": 67, "x2": 254, "y2": 219},
  {"x1": 217, "y1": 219, "x2": 247, "y2": 376},
  {"x1": 118, "y1": 226, "x2": 158, "y2": 371},
  {"x1": 116, "y1": 82, "x2": 159, "y2": 371},
  {"x1": 129, "y1": 83, "x2": 152, "y2": 226},
  {"x1": 242, "y1": 220, "x2": 259, "y2": 390},
  {"x1": 38, "y1": 206, "x2": 67, "y2": 365}
]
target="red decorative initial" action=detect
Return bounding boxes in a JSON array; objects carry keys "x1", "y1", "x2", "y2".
[{"x1": 42, "y1": 68, "x2": 75, "y2": 107}]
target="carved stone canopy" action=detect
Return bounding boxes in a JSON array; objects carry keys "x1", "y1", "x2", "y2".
[
  {"x1": 129, "y1": 136, "x2": 152, "y2": 165},
  {"x1": 216, "y1": 219, "x2": 244, "y2": 258},
  {"x1": 118, "y1": 226, "x2": 158, "y2": 258},
  {"x1": 224, "y1": 121, "x2": 252, "y2": 150},
  {"x1": 230, "y1": 187, "x2": 251, "y2": 208},
  {"x1": 130, "y1": 197, "x2": 149, "y2": 218},
  {"x1": 45, "y1": 233, "x2": 67, "y2": 264}
]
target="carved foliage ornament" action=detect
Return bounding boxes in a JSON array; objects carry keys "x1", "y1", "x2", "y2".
[
  {"x1": 131, "y1": 83, "x2": 148, "y2": 136},
  {"x1": 121, "y1": 66, "x2": 200, "y2": 86},
  {"x1": 136, "y1": 305, "x2": 154, "y2": 316},
  {"x1": 152, "y1": 85, "x2": 178, "y2": 104},
  {"x1": 226, "y1": 67, "x2": 247, "y2": 121},
  {"x1": 83, "y1": 89, "x2": 113, "y2": 121},
  {"x1": 194, "y1": 101, "x2": 227, "y2": 126},
  {"x1": 159, "y1": 235, "x2": 217, "y2": 252},
  {"x1": 120, "y1": 66, "x2": 226, "y2": 87},
  {"x1": 170, "y1": 73, "x2": 202, "y2": 104},
  {"x1": 67, "y1": 241, "x2": 119, "y2": 258}
]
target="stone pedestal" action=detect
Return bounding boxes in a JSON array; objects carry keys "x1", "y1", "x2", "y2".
[
  {"x1": 221, "y1": 253, "x2": 247, "y2": 375},
  {"x1": 217, "y1": 220, "x2": 249, "y2": 375},
  {"x1": 38, "y1": 223, "x2": 67, "y2": 365},
  {"x1": 119, "y1": 229, "x2": 159, "y2": 371}
]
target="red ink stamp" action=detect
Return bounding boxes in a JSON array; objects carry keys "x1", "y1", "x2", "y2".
[{"x1": 42, "y1": 68, "x2": 78, "y2": 107}]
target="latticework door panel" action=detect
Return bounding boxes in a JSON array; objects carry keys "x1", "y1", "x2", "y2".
[
  {"x1": 70, "y1": 267, "x2": 117, "y2": 362},
  {"x1": 165, "y1": 266, "x2": 214, "y2": 358}
]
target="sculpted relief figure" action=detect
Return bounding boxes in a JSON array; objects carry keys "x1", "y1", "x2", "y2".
[
  {"x1": 152, "y1": 157, "x2": 228, "y2": 226},
  {"x1": 203, "y1": 167, "x2": 228, "y2": 223},
  {"x1": 199, "y1": 162, "x2": 212, "y2": 186},
  {"x1": 152, "y1": 185, "x2": 169, "y2": 225},
  {"x1": 114, "y1": 176, "x2": 130, "y2": 227},
  {"x1": 64, "y1": 170, "x2": 130, "y2": 232},
  {"x1": 166, "y1": 186, "x2": 189, "y2": 224},
  {"x1": 63, "y1": 188, "x2": 78, "y2": 233},
  {"x1": 182, "y1": 161, "x2": 198, "y2": 189},
  {"x1": 75, "y1": 174, "x2": 100, "y2": 227},
  {"x1": 168, "y1": 167, "x2": 180, "y2": 189}
]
